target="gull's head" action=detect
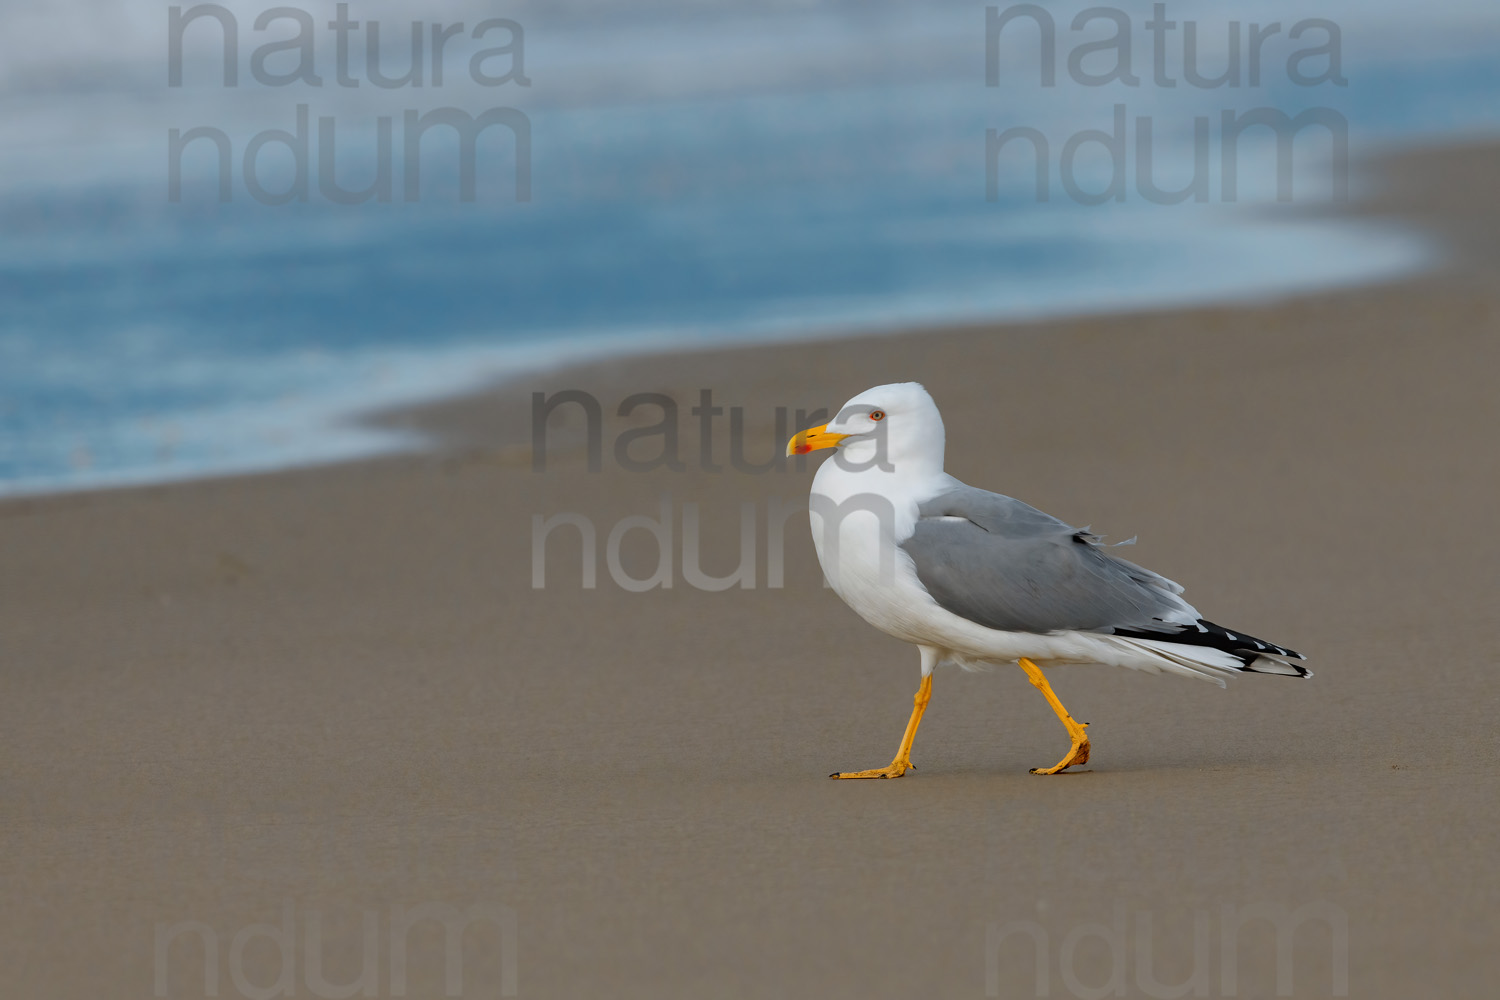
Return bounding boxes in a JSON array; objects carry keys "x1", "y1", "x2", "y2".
[{"x1": 786, "y1": 382, "x2": 946, "y2": 474}]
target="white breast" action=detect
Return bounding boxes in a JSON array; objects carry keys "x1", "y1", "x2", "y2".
[{"x1": 808, "y1": 459, "x2": 943, "y2": 645}]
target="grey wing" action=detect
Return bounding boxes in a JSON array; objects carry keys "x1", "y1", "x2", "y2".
[{"x1": 901, "y1": 485, "x2": 1193, "y2": 634}]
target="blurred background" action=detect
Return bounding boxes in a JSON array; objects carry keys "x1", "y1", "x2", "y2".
[{"x1": 2, "y1": 0, "x2": 1497, "y2": 495}]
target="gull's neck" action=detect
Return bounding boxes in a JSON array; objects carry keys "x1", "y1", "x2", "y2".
[{"x1": 812, "y1": 436, "x2": 949, "y2": 504}]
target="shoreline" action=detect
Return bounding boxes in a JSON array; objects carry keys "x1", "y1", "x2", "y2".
[{"x1": 2, "y1": 139, "x2": 1476, "y2": 505}]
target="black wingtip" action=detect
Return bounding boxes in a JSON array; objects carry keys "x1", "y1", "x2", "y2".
[{"x1": 1111, "y1": 618, "x2": 1306, "y2": 671}]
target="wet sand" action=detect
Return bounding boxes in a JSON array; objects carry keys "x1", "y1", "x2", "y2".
[{"x1": 4, "y1": 141, "x2": 1499, "y2": 998}]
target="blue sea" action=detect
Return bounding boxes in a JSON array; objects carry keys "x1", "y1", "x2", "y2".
[{"x1": 2, "y1": 0, "x2": 1497, "y2": 496}]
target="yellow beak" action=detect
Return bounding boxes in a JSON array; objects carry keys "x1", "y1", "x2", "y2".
[{"x1": 787, "y1": 423, "x2": 849, "y2": 456}]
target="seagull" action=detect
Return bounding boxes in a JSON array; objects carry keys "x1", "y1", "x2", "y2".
[{"x1": 786, "y1": 382, "x2": 1308, "y2": 779}]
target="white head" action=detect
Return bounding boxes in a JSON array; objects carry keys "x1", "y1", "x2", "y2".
[{"x1": 786, "y1": 382, "x2": 946, "y2": 477}]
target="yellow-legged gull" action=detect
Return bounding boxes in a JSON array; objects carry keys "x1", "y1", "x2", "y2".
[{"x1": 787, "y1": 382, "x2": 1308, "y2": 779}]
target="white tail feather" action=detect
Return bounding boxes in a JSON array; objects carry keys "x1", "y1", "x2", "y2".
[{"x1": 1100, "y1": 635, "x2": 1246, "y2": 687}]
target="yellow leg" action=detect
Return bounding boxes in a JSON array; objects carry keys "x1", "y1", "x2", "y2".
[
  {"x1": 831, "y1": 674, "x2": 933, "y2": 779},
  {"x1": 1018, "y1": 657, "x2": 1090, "y2": 774}
]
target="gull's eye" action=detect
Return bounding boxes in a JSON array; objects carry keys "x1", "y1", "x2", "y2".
[{"x1": 869, "y1": 410, "x2": 885, "y2": 421}]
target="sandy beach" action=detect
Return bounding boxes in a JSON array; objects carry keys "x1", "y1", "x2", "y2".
[{"x1": 5, "y1": 141, "x2": 1499, "y2": 998}]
